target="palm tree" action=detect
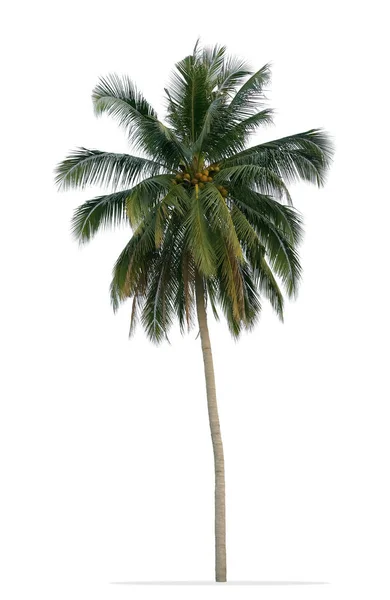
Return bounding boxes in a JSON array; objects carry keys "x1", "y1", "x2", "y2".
[{"x1": 55, "y1": 41, "x2": 333, "y2": 583}]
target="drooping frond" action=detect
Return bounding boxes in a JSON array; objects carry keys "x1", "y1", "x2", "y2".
[
  {"x1": 214, "y1": 259, "x2": 262, "y2": 339},
  {"x1": 230, "y1": 185, "x2": 304, "y2": 244},
  {"x1": 231, "y1": 188, "x2": 302, "y2": 297},
  {"x1": 214, "y1": 229, "x2": 245, "y2": 322},
  {"x1": 255, "y1": 254, "x2": 284, "y2": 319},
  {"x1": 71, "y1": 189, "x2": 131, "y2": 243},
  {"x1": 125, "y1": 174, "x2": 185, "y2": 228},
  {"x1": 227, "y1": 129, "x2": 334, "y2": 186},
  {"x1": 183, "y1": 188, "x2": 217, "y2": 277},
  {"x1": 55, "y1": 148, "x2": 166, "y2": 191},
  {"x1": 203, "y1": 275, "x2": 220, "y2": 322},
  {"x1": 201, "y1": 184, "x2": 243, "y2": 260},
  {"x1": 141, "y1": 239, "x2": 178, "y2": 343},
  {"x1": 93, "y1": 73, "x2": 157, "y2": 121},
  {"x1": 229, "y1": 204, "x2": 284, "y2": 320},
  {"x1": 110, "y1": 237, "x2": 139, "y2": 313},
  {"x1": 110, "y1": 212, "x2": 159, "y2": 312}
]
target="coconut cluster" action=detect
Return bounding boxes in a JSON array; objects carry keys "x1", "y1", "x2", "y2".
[{"x1": 172, "y1": 164, "x2": 229, "y2": 197}]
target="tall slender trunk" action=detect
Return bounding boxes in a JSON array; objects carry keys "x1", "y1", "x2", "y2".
[{"x1": 195, "y1": 271, "x2": 227, "y2": 583}]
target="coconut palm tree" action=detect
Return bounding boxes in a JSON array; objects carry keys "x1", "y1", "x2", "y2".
[{"x1": 55, "y1": 41, "x2": 333, "y2": 582}]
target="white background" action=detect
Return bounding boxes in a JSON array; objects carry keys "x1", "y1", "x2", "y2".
[{"x1": 1, "y1": 1, "x2": 389, "y2": 599}]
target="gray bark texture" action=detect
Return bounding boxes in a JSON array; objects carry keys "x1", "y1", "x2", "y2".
[{"x1": 195, "y1": 271, "x2": 227, "y2": 582}]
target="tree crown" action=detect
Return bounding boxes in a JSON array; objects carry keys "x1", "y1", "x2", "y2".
[{"x1": 55, "y1": 41, "x2": 333, "y2": 342}]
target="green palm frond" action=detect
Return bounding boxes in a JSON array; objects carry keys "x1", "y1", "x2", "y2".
[
  {"x1": 192, "y1": 94, "x2": 227, "y2": 155},
  {"x1": 184, "y1": 188, "x2": 217, "y2": 277},
  {"x1": 255, "y1": 254, "x2": 284, "y2": 320},
  {"x1": 215, "y1": 55, "x2": 252, "y2": 96},
  {"x1": 93, "y1": 73, "x2": 157, "y2": 120},
  {"x1": 230, "y1": 203, "x2": 266, "y2": 252},
  {"x1": 206, "y1": 108, "x2": 274, "y2": 162},
  {"x1": 215, "y1": 164, "x2": 292, "y2": 202},
  {"x1": 214, "y1": 230, "x2": 245, "y2": 321},
  {"x1": 141, "y1": 254, "x2": 174, "y2": 343},
  {"x1": 261, "y1": 224, "x2": 301, "y2": 298},
  {"x1": 140, "y1": 217, "x2": 185, "y2": 343},
  {"x1": 201, "y1": 184, "x2": 243, "y2": 260},
  {"x1": 239, "y1": 262, "x2": 263, "y2": 329},
  {"x1": 125, "y1": 174, "x2": 186, "y2": 228},
  {"x1": 230, "y1": 185, "x2": 304, "y2": 243},
  {"x1": 110, "y1": 210, "x2": 161, "y2": 311},
  {"x1": 110, "y1": 237, "x2": 139, "y2": 312},
  {"x1": 228, "y1": 129, "x2": 334, "y2": 186},
  {"x1": 229, "y1": 63, "x2": 272, "y2": 118},
  {"x1": 215, "y1": 259, "x2": 262, "y2": 338},
  {"x1": 175, "y1": 249, "x2": 195, "y2": 334},
  {"x1": 93, "y1": 73, "x2": 189, "y2": 166},
  {"x1": 229, "y1": 206, "x2": 284, "y2": 320},
  {"x1": 71, "y1": 189, "x2": 131, "y2": 243},
  {"x1": 204, "y1": 275, "x2": 221, "y2": 322},
  {"x1": 231, "y1": 190, "x2": 302, "y2": 297},
  {"x1": 55, "y1": 148, "x2": 166, "y2": 191},
  {"x1": 201, "y1": 43, "x2": 227, "y2": 85}
]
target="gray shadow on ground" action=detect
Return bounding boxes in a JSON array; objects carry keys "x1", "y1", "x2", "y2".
[{"x1": 111, "y1": 581, "x2": 329, "y2": 586}]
